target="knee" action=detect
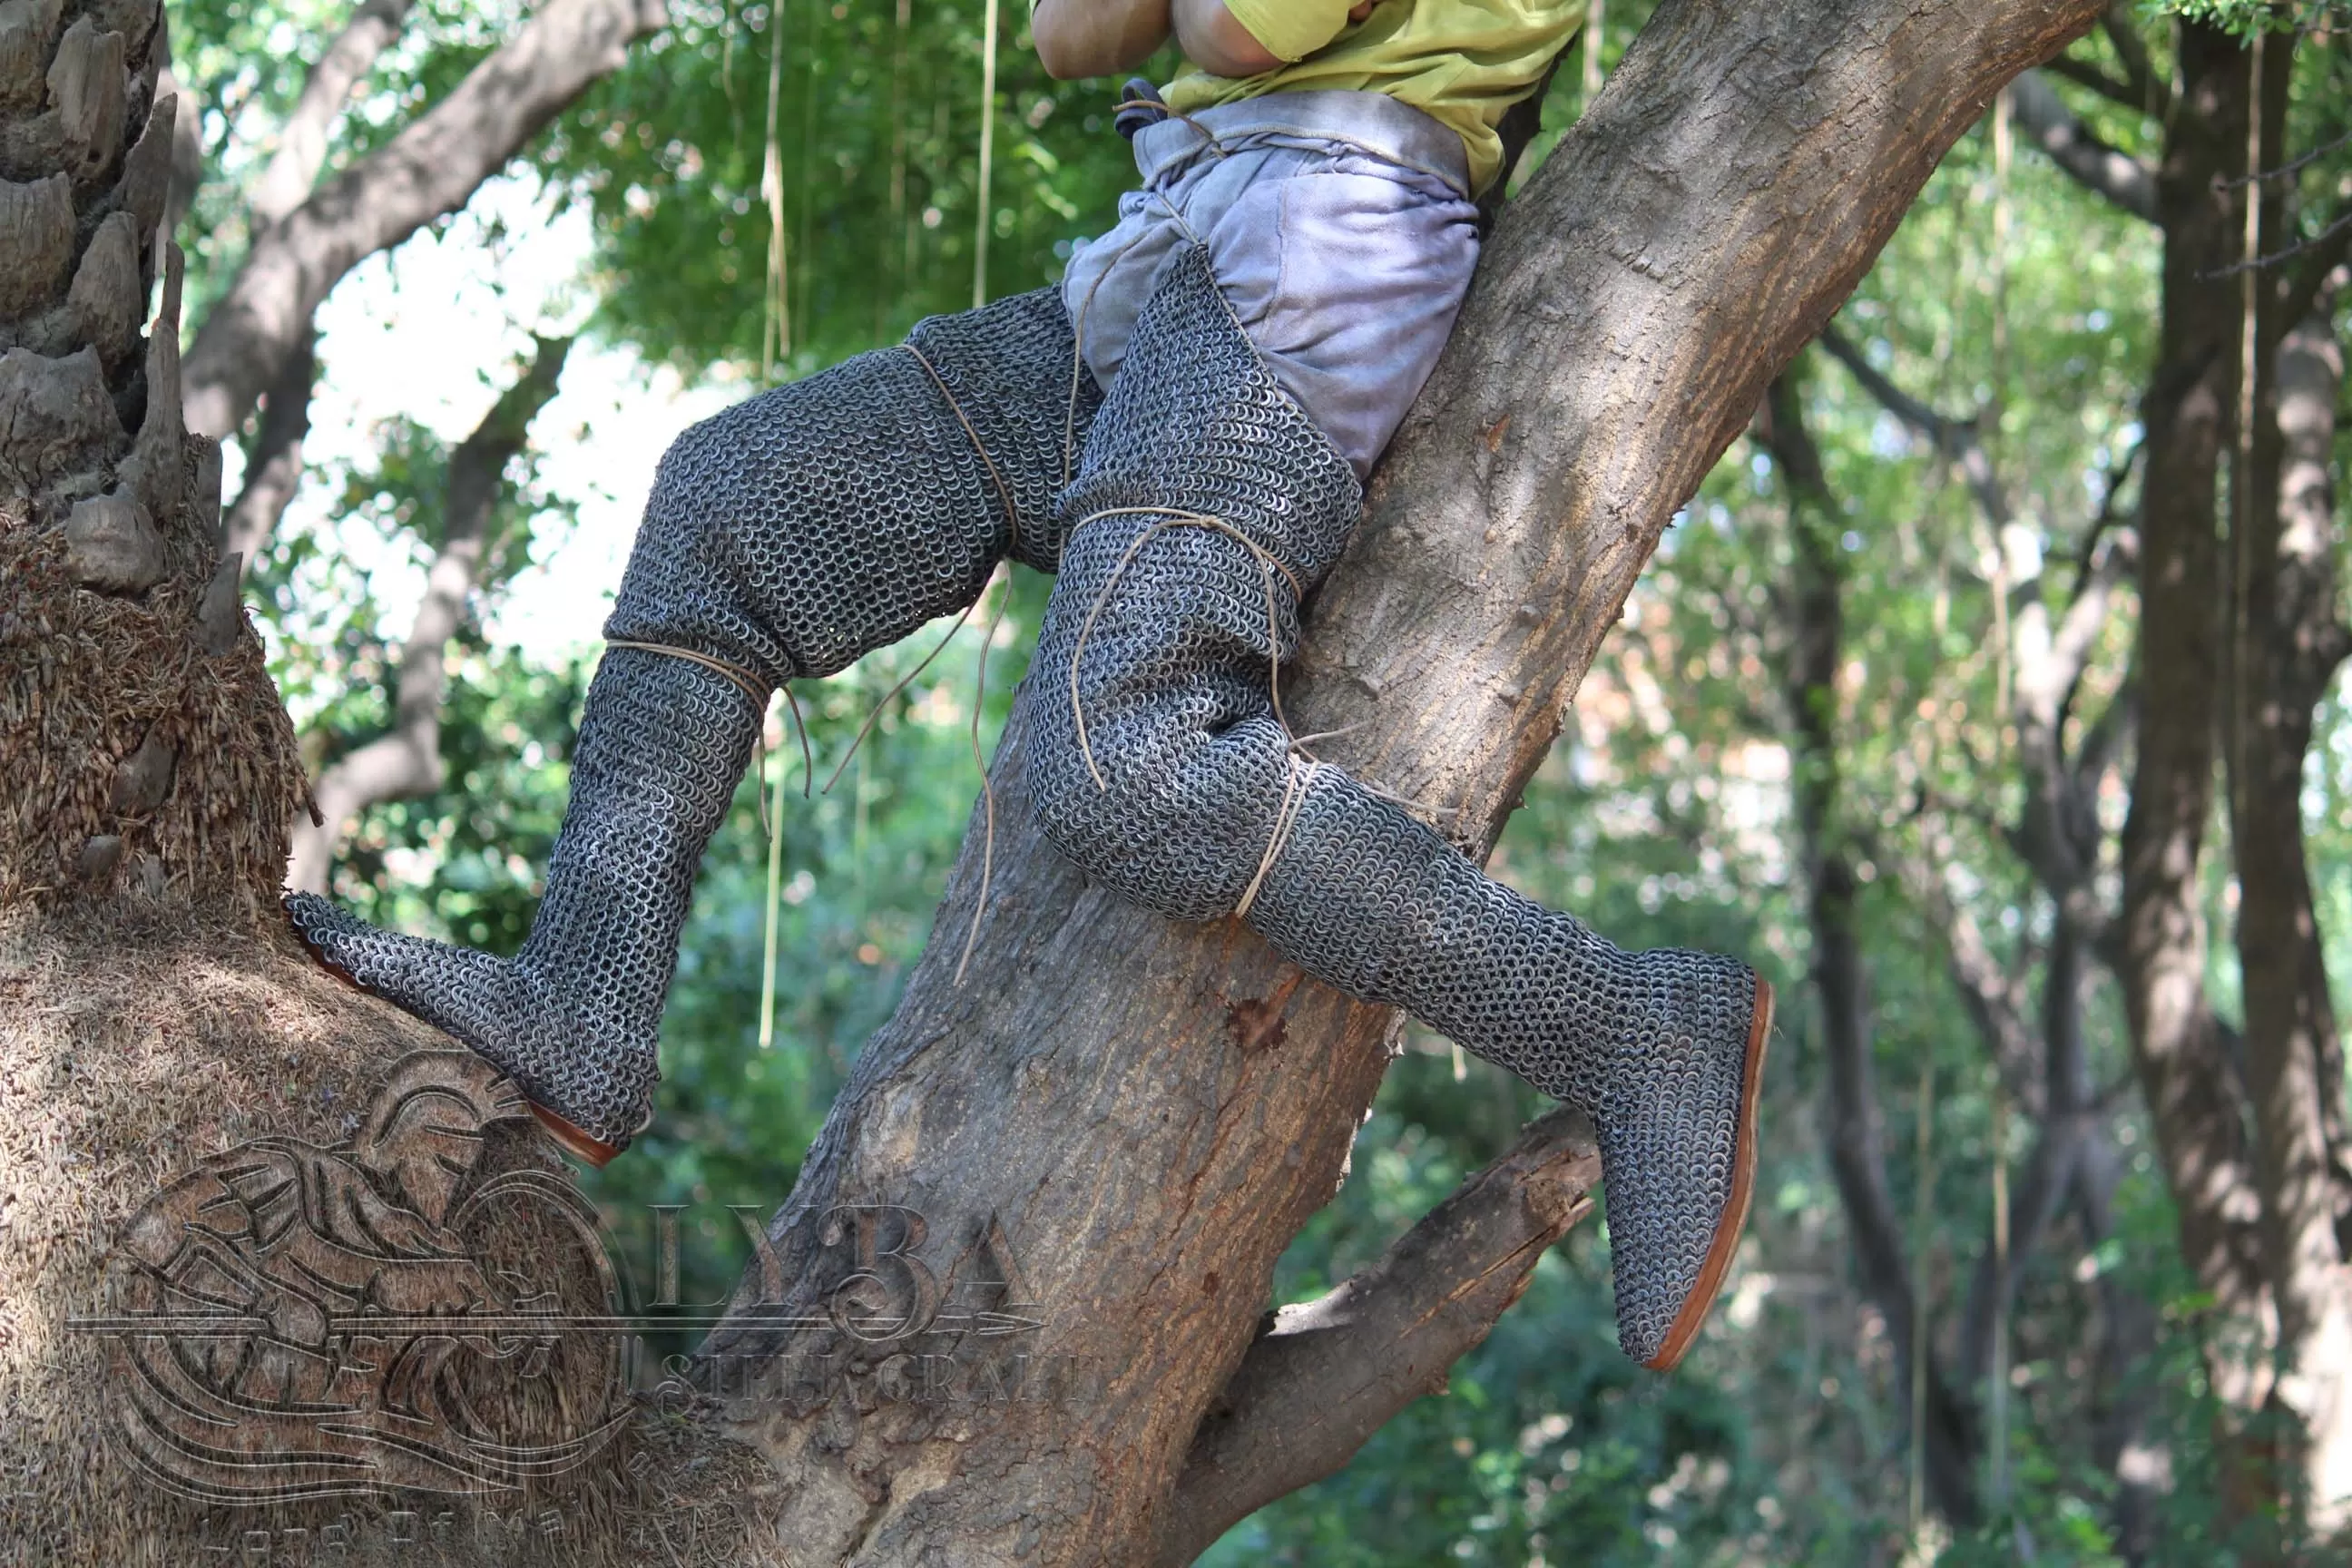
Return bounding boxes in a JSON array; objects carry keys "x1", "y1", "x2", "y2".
[
  {"x1": 1026, "y1": 702, "x2": 1133, "y2": 891},
  {"x1": 1024, "y1": 691, "x2": 1291, "y2": 925},
  {"x1": 641, "y1": 392, "x2": 784, "y2": 546},
  {"x1": 1028, "y1": 743, "x2": 1245, "y2": 925}
]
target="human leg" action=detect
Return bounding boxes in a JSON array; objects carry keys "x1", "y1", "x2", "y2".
[
  {"x1": 289, "y1": 288, "x2": 1099, "y2": 1162},
  {"x1": 1062, "y1": 89, "x2": 1481, "y2": 480},
  {"x1": 1024, "y1": 244, "x2": 1768, "y2": 1369}
]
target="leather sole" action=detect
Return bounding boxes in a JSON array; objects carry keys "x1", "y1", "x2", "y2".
[
  {"x1": 527, "y1": 1102, "x2": 625, "y2": 1168},
  {"x1": 1642, "y1": 971, "x2": 1774, "y2": 1374}
]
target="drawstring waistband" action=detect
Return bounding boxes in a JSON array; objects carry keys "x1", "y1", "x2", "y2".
[{"x1": 1122, "y1": 86, "x2": 1473, "y2": 200}]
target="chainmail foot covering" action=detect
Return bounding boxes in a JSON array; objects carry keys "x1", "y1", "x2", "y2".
[
  {"x1": 289, "y1": 648, "x2": 763, "y2": 1152},
  {"x1": 1025, "y1": 243, "x2": 1767, "y2": 1367},
  {"x1": 1244, "y1": 793, "x2": 1765, "y2": 1367},
  {"x1": 608, "y1": 285, "x2": 1102, "y2": 684},
  {"x1": 289, "y1": 290, "x2": 1096, "y2": 1160}
]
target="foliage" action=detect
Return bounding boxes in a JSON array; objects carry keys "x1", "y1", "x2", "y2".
[
  {"x1": 535, "y1": 0, "x2": 1170, "y2": 373},
  {"x1": 2149, "y1": 0, "x2": 2349, "y2": 36}
]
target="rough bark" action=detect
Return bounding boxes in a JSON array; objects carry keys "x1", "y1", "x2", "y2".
[
  {"x1": 0, "y1": 5, "x2": 307, "y2": 913},
  {"x1": 686, "y1": 3, "x2": 2105, "y2": 1557},
  {"x1": 3, "y1": 0, "x2": 2109, "y2": 1561},
  {"x1": 177, "y1": 0, "x2": 665, "y2": 441},
  {"x1": 2232, "y1": 292, "x2": 2352, "y2": 1528},
  {"x1": 1155, "y1": 1107, "x2": 1600, "y2": 1566},
  {"x1": 286, "y1": 335, "x2": 570, "y2": 894}
]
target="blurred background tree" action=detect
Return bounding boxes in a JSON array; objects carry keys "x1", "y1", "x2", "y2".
[{"x1": 157, "y1": 0, "x2": 2349, "y2": 1558}]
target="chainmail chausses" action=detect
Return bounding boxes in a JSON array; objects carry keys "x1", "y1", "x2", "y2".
[
  {"x1": 1026, "y1": 245, "x2": 1363, "y2": 918},
  {"x1": 1243, "y1": 789, "x2": 1759, "y2": 1366},
  {"x1": 290, "y1": 289, "x2": 1096, "y2": 1156},
  {"x1": 1024, "y1": 243, "x2": 1762, "y2": 1367},
  {"x1": 607, "y1": 285, "x2": 1102, "y2": 687}
]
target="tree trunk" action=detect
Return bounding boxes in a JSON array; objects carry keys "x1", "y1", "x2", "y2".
[
  {"x1": 2232, "y1": 291, "x2": 2352, "y2": 1530},
  {"x1": 1823, "y1": 289, "x2": 2158, "y2": 1544},
  {"x1": 697, "y1": 3, "x2": 2106, "y2": 1559},
  {"x1": 0, "y1": 8, "x2": 308, "y2": 915},
  {"x1": 1754, "y1": 369, "x2": 1982, "y2": 1525},
  {"x1": 2115, "y1": 18, "x2": 2271, "y2": 1416},
  {"x1": 2, "y1": 0, "x2": 2107, "y2": 1562}
]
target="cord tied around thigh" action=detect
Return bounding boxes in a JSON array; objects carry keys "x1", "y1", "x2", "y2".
[{"x1": 602, "y1": 639, "x2": 809, "y2": 839}]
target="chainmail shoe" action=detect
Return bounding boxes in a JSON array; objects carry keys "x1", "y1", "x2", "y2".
[
  {"x1": 289, "y1": 288, "x2": 1100, "y2": 1165},
  {"x1": 288, "y1": 646, "x2": 759, "y2": 1161},
  {"x1": 1025, "y1": 245, "x2": 1772, "y2": 1369}
]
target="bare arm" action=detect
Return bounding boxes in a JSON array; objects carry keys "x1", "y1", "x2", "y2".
[
  {"x1": 1033, "y1": 0, "x2": 1376, "y2": 82},
  {"x1": 1171, "y1": 0, "x2": 1281, "y2": 76},
  {"x1": 1032, "y1": 0, "x2": 1171, "y2": 80}
]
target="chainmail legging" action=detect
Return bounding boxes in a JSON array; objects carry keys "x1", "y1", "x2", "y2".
[
  {"x1": 1025, "y1": 246, "x2": 1760, "y2": 1367},
  {"x1": 608, "y1": 285, "x2": 1101, "y2": 684},
  {"x1": 292, "y1": 248, "x2": 1759, "y2": 1365},
  {"x1": 289, "y1": 287, "x2": 1102, "y2": 1161}
]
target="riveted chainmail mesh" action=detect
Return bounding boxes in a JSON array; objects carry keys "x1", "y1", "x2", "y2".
[
  {"x1": 290, "y1": 290, "x2": 1095, "y2": 1152},
  {"x1": 1025, "y1": 244, "x2": 1759, "y2": 1365},
  {"x1": 1244, "y1": 795, "x2": 1758, "y2": 1365},
  {"x1": 607, "y1": 285, "x2": 1100, "y2": 685}
]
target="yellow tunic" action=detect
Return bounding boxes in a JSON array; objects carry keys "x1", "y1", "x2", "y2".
[{"x1": 1165, "y1": 0, "x2": 1583, "y2": 195}]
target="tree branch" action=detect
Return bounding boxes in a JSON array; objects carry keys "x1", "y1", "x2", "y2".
[
  {"x1": 219, "y1": 322, "x2": 316, "y2": 575},
  {"x1": 2041, "y1": 54, "x2": 2140, "y2": 111},
  {"x1": 180, "y1": 0, "x2": 662, "y2": 439},
  {"x1": 1818, "y1": 324, "x2": 2011, "y2": 526},
  {"x1": 287, "y1": 336, "x2": 570, "y2": 892},
  {"x1": 247, "y1": 0, "x2": 420, "y2": 231},
  {"x1": 1755, "y1": 371, "x2": 1984, "y2": 1525},
  {"x1": 2117, "y1": 20, "x2": 2271, "y2": 1365},
  {"x1": 1958, "y1": 923, "x2": 2094, "y2": 1386},
  {"x1": 2097, "y1": 3, "x2": 2167, "y2": 120},
  {"x1": 2007, "y1": 68, "x2": 2158, "y2": 221},
  {"x1": 209, "y1": 0, "x2": 419, "y2": 508},
  {"x1": 676, "y1": 0, "x2": 2118, "y2": 1551},
  {"x1": 1880, "y1": 836, "x2": 2043, "y2": 1112},
  {"x1": 1819, "y1": 320, "x2": 2127, "y2": 953},
  {"x1": 2278, "y1": 235, "x2": 2352, "y2": 341},
  {"x1": 1155, "y1": 1109, "x2": 1601, "y2": 1567}
]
